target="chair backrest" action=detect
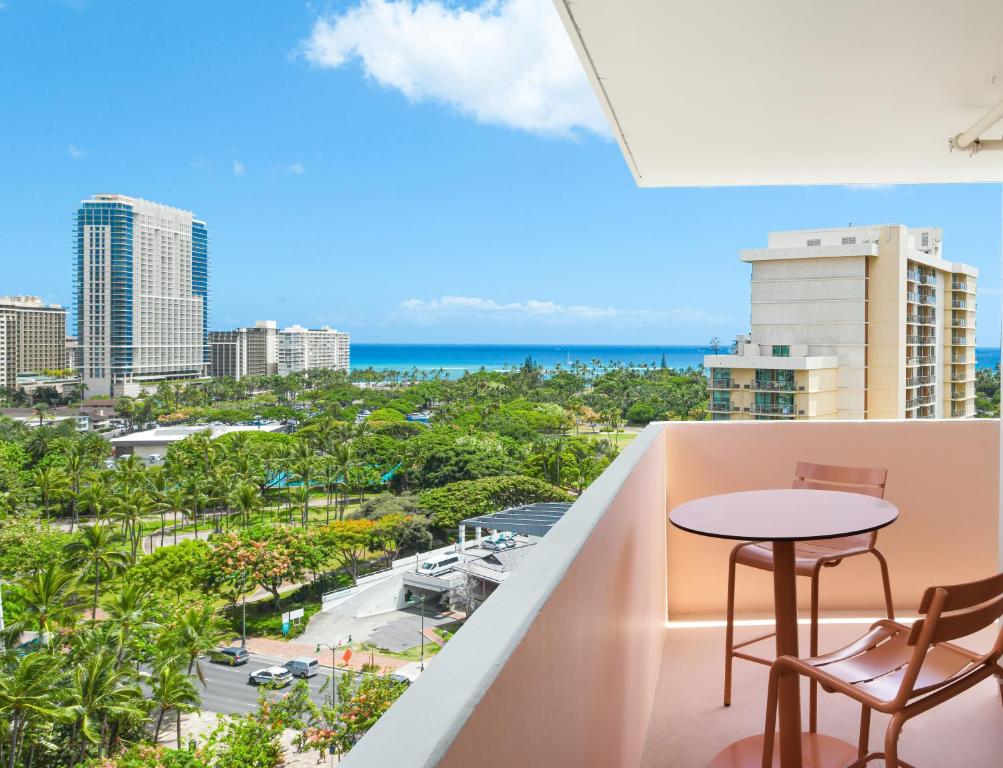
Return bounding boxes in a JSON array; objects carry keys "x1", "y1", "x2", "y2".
[
  {"x1": 793, "y1": 462, "x2": 888, "y2": 548},
  {"x1": 792, "y1": 462, "x2": 887, "y2": 498},
  {"x1": 894, "y1": 572, "x2": 1003, "y2": 705},
  {"x1": 908, "y1": 572, "x2": 1003, "y2": 648}
]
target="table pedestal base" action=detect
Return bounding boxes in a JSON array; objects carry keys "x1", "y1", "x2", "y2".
[{"x1": 708, "y1": 733, "x2": 859, "y2": 768}]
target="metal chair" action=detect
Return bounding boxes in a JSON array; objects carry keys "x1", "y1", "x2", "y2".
[
  {"x1": 724, "y1": 462, "x2": 893, "y2": 731},
  {"x1": 761, "y1": 572, "x2": 1003, "y2": 767}
]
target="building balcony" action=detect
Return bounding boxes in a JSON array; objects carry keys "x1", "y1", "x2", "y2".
[
  {"x1": 344, "y1": 420, "x2": 1002, "y2": 768},
  {"x1": 953, "y1": 354, "x2": 968, "y2": 364},
  {"x1": 952, "y1": 337, "x2": 969, "y2": 346},
  {"x1": 708, "y1": 402, "x2": 733, "y2": 412},
  {"x1": 906, "y1": 335, "x2": 935, "y2": 345},
  {"x1": 906, "y1": 313, "x2": 936, "y2": 325},
  {"x1": 750, "y1": 403, "x2": 797, "y2": 416},
  {"x1": 952, "y1": 299, "x2": 968, "y2": 309},
  {"x1": 750, "y1": 380, "x2": 798, "y2": 392},
  {"x1": 952, "y1": 281, "x2": 973, "y2": 292},
  {"x1": 905, "y1": 376, "x2": 933, "y2": 387},
  {"x1": 906, "y1": 356, "x2": 935, "y2": 366},
  {"x1": 708, "y1": 379, "x2": 733, "y2": 390}
]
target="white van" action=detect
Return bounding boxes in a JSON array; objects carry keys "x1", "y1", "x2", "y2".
[
  {"x1": 390, "y1": 659, "x2": 430, "y2": 685},
  {"x1": 418, "y1": 554, "x2": 460, "y2": 577},
  {"x1": 283, "y1": 657, "x2": 319, "y2": 679}
]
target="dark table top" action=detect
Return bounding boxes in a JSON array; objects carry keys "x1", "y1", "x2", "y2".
[{"x1": 668, "y1": 488, "x2": 898, "y2": 542}]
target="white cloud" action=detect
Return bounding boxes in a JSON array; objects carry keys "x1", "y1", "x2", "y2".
[
  {"x1": 232, "y1": 160, "x2": 245, "y2": 176},
  {"x1": 399, "y1": 295, "x2": 723, "y2": 325},
  {"x1": 67, "y1": 144, "x2": 85, "y2": 159},
  {"x1": 301, "y1": 0, "x2": 608, "y2": 138},
  {"x1": 277, "y1": 162, "x2": 305, "y2": 175}
]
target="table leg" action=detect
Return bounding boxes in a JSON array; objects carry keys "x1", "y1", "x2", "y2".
[{"x1": 771, "y1": 540, "x2": 802, "y2": 768}]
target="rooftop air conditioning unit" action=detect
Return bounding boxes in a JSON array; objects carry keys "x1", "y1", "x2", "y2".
[{"x1": 807, "y1": 238, "x2": 821, "y2": 247}]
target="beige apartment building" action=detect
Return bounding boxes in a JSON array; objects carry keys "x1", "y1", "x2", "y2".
[
  {"x1": 0, "y1": 296, "x2": 69, "y2": 389},
  {"x1": 277, "y1": 324, "x2": 350, "y2": 376},
  {"x1": 705, "y1": 225, "x2": 978, "y2": 420},
  {"x1": 209, "y1": 320, "x2": 278, "y2": 380}
]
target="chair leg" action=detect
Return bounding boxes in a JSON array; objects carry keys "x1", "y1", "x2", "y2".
[
  {"x1": 724, "y1": 548, "x2": 739, "y2": 707},
  {"x1": 873, "y1": 549, "x2": 895, "y2": 621},
  {"x1": 857, "y1": 705, "x2": 871, "y2": 759},
  {"x1": 761, "y1": 663, "x2": 781, "y2": 768},
  {"x1": 884, "y1": 712, "x2": 906, "y2": 768},
  {"x1": 809, "y1": 566, "x2": 821, "y2": 733}
]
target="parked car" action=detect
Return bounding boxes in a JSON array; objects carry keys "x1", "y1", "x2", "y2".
[
  {"x1": 247, "y1": 666, "x2": 293, "y2": 687},
  {"x1": 210, "y1": 647, "x2": 249, "y2": 666},
  {"x1": 418, "y1": 553, "x2": 460, "y2": 577},
  {"x1": 483, "y1": 533, "x2": 517, "y2": 551},
  {"x1": 283, "y1": 657, "x2": 319, "y2": 678}
]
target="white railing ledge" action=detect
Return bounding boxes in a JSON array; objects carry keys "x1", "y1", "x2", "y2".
[{"x1": 340, "y1": 422, "x2": 668, "y2": 767}]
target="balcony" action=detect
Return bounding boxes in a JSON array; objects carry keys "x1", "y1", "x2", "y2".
[
  {"x1": 708, "y1": 379, "x2": 733, "y2": 390},
  {"x1": 906, "y1": 313, "x2": 936, "y2": 325},
  {"x1": 708, "y1": 402, "x2": 733, "y2": 412},
  {"x1": 750, "y1": 403, "x2": 796, "y2": 416},
  {"x1": 953, "y1": 354, "x2": 968, "y2": 364},
  {"x1": 344, "y1": 420, "x2": 1002, "y2": 768},
  {"x1": 906, "y1": 335, "x2": 935, "y2": 345},
  {"x1": 906, "y1": 355, "x2": 934, "y2": 366},
  {"x1": 953, "y1": 299, "x2": 968, "y2": 309},
  {"x1": 905, "y1": 376, "x2": 932, "y2": 387},
  {"x1": 953, "y1": 318, "x2": 968, "y2": 328},
  {"x1": 952, "y1": 281, "x2": 970, "y2": 292},
  {"x1": 952, "y1": 337, "x2": 970, "y2": 346},
  {"x1": 751, "y1": 380, "x2": 797, "y2": 392}
]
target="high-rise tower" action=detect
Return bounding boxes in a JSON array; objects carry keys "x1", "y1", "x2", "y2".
[{"x1": 75, "y1": 194, "x2": 209, "y2": 397}]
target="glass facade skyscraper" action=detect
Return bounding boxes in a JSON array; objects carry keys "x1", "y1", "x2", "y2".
[{"x1": 75, "y1": 194, "x2": 209, "y2": 397}]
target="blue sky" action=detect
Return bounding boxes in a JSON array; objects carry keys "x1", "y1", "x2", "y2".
[{"x1": 1, "y1": 0, "x2": 1000, "y2": 345}]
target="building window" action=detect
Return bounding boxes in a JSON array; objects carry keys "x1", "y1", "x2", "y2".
[
  {"x1": 771, "y1": 345, "x2": 790, "y2": 357},
  {"x1": 806, "y1": 238, "x2": 821, "y2": 247},
  {"x1": 841, "y1": 236, "x2": 856, "y2": 245}
]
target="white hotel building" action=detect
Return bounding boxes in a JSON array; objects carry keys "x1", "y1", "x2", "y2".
[
  {"x1": 277, "y1": 325, "x2": 350, "y2": 375},
  {"x1": 75, "y1": 194, "x2": 208, "y2": 397}
]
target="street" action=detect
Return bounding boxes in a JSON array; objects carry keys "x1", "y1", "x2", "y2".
[{"x1": 187, "y1": 652, "x2": 349, "y2": 715}]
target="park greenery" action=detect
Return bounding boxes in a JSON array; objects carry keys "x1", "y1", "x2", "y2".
[{"x1": 0, "y1": 359, "x2": 707, "y2": 766}]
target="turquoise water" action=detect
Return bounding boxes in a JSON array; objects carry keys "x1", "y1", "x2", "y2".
[{"x1": 351, "y1": 344, "x2": 1001, "y2": 374}]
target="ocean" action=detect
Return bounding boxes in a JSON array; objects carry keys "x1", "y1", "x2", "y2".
[{"x1": 350, "y1": 344, "x2": 1001, "y2": 374}]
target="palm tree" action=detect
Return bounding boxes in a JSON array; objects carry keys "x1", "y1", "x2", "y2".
[
  {"x1": 172, "y1": 604, "x2": 227, "y2": 685},
  {"x1": 101, "y1": 582, "x2": 158, "y2": 663},
  {"x1": 111, "y1": 488, "x2": 153, "y2": 562},
  {"x1": 160, "y1": 488, "x2": 188, "y2": 546},
  {"x1": 149, "y1": 663, "x2": 200, "y2": 747},
  {"x1": 10, "y1": 565, "x2": 78, "y2": 646},
  {"x1": 64, "y1": 652, "x2": 144, "y2": 764},
  {"x1": 64, "y1": 525, "x2": 130, "y2": 620},
  {"x1": 76, "y1": 480, "x2": 113, "y2": 525},
  {"x1": 31, "y1": 403, "x2": 50, "y2": 427},
  {"x1": 0, "y1": 653, "x2": 72, "y2": 768},
  {"x1": 229, "y1": 482, "x2": 262, "y2": 529},
  {"x1": 288, "y1": 440, "x2": 316, "y2": 528},
  {"x1": 32, "y1": 465, "x2": 69, "y2": 522},
  {"x1": 64, "y1": 449, "x2": 86, "y2": 531}
]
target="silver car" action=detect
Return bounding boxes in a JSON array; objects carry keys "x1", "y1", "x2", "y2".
[{"x1": 247, "y1": 666, "x2": 293, "y2": 687}]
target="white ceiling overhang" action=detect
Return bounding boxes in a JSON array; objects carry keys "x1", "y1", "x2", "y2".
[{"x1": 554, "y1": 0, "x2": 1003, "y2": 186}]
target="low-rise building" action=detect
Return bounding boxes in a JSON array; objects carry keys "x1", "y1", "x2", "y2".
[
  {"x1": 110, "y1": 422, "x2": 286, "y2": 459},
  {"x1": 0, "y1": 296, "x2": 69, "y2": 389},
  {"x1": 209, "y1": 320, "x2": 278, "y2": 381},
  {"x1": 277, "y1": 324, "x2": 350, "y2": 375}
]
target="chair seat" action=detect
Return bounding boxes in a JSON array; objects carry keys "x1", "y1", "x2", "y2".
[
  {"x1": 807, "y1": 622, "x2": 977, "y2": 703},
  {"x1": 735, "y1": 539, "x2": 871, "y2": 576}
]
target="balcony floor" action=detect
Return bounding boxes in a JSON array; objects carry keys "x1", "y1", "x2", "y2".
[{"x1": 641, "y1": 619, "x2": 1003, "y2": 767}]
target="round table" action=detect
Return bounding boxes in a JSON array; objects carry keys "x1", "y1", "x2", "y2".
[{"x1": 669, "y1": 489, "x2": 899, "y2": 768}]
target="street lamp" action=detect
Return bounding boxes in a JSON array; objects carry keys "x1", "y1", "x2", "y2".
[
  {"x1": 316, "y1": 635, "x2": 351, "y2": 709},
  {"x1": 406, "y1": 594, "x2": 427, "y2": 671},
  {"x1": 240, "y1": 571, "x2": 248, "y2": 649}
]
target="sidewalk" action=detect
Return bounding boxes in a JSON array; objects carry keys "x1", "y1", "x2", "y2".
[{"x1": 241, "y1": 636, "x2": 410, "y2": 673}]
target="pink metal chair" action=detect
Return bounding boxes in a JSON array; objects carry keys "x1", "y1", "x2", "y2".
[
  {"x1": 762, "y1": 572, "x2": 1003, "y2": 767},
  {"x1": 724, "y1": 462, "x2": 893, "y2": 731}
]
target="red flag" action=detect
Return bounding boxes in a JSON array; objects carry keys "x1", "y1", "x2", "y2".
[{"x1": 341, "y1": 647, "x2": 353, "y2": 665}]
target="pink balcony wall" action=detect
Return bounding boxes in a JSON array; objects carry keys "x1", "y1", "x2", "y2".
[{"x1": 665, "y1": 419, "x2": 1000, "y2": 617}]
